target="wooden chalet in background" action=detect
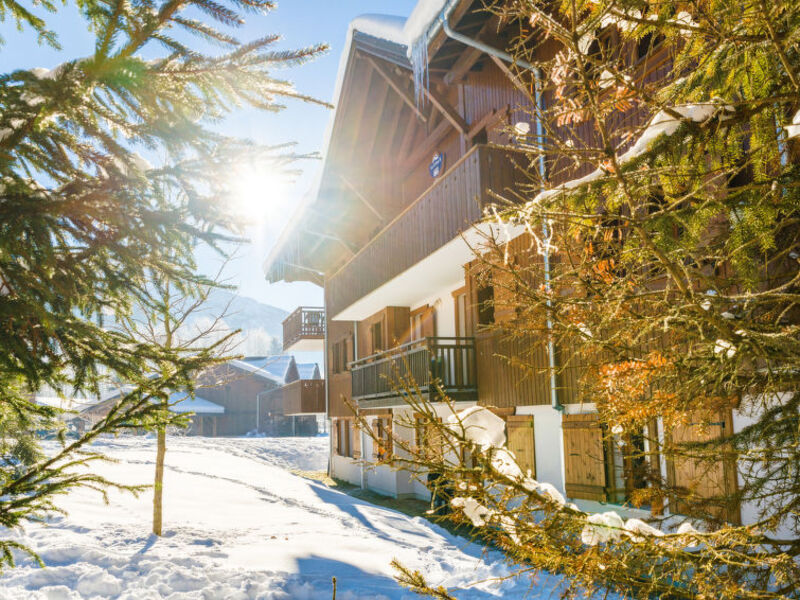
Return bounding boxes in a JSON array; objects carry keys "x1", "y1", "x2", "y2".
[
  {"x1": 263, "y1": 1, "x2": 745, "y2": 524},
  {"x1": 77, "y1": 355, "x2": 324, "y2": 437}
]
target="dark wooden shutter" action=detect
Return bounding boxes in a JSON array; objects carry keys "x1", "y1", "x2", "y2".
[
  {"x1": 563, "y1": 413, "x2": 607, "y2": 501},
  {"x1": 332, "y1": 418, "x2": 340, "y2": 456},
  {"x1": 352, "y1": 419, "x2": 362, "y2": 459},
  {"x1": 668, "y1": 409, "x2": 740, "y2": 523},
  {"x1": 507, "y1": 415, "x2": 536, "y2": 478}
]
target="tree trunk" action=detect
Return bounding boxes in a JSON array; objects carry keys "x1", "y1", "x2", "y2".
[{"x1": 152, "y1": 423, "x2": 166, "y2": 536}]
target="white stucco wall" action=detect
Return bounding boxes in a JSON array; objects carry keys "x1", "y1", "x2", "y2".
[
  {"x1": 515, "y1": 404, "x2": 566, "y2": 496},
  {"x1": 331, "y1": 454, "x2": 361, "y2": 487}
]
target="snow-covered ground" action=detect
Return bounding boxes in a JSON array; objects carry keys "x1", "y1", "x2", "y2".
[{"x1": 0, "y1": 436, "x2": 568, "y2": 599}]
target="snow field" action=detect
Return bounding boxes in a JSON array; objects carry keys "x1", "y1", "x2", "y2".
[{"x1": 0, "y1": 436, "x2": 565, "y2": 599}]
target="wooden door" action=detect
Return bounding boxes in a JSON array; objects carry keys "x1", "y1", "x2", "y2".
[
  {"x1": 668, "y1": 410, "x2": 739, "y2": 522},
  {"x1": 507, "y1": 415, "x2": 536, "y2": 478},
  {"x1": 563, "y1": 413, "x2": 607, "y2": 501}
]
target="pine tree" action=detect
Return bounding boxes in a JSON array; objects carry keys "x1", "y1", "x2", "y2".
[
  {"x1": 376, "y1": 0, "x2": 800, "y2": 597},
  {"x1": 0, "y1": 0, "x2": 326, "y2": 566},
  {"x1": 119, "y1": 265, "x2": 237, "y2": 537}
]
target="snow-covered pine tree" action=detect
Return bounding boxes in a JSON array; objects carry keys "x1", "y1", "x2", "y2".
[
  {"x1": 380, "y1": 1, "x2": 800, "y2": 598},
  {"x1": 0, "y1": 0, "x2": 326, "y2": 566}
]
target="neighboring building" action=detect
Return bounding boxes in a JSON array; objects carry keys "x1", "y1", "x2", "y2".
[
  {"x1": 77, "y1": 387, "x2": 226, "y2": 435},
  {"x1": 70, "y1": 355, "x2": 323, "y2": 437},
  {"x1": 263, "y1": 0, "x2": 754, "y2": 527},
  {"x1": 194, "y1": 355, "x2": 321, "y2": 436}
]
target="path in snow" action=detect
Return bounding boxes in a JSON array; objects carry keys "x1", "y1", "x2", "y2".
[{"x1": 0, "y1": 436, "x2": 566, "y2": 599}]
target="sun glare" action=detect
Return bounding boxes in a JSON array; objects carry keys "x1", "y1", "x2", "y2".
[{"x1": 229, "y1": 167, "x2": 291, "y2": 224}]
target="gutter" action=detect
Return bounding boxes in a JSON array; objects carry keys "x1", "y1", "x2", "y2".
[{"x1": 439, "y1": 14, "x2": 564, "y2": 412}]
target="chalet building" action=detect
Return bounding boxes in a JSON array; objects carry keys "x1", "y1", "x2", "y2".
[
  {"x1": 79, "y1": 388, "x2": 226, "y2": 436},
  {"x1": 194, "y1": 355, "x2": 323, "y2": 436},
  {"x1": 75, "y1": 355, "x2": 324, "y2": 437},
  {"x1": 263, "y1": 1, "x2": 751, "y2": 525}
]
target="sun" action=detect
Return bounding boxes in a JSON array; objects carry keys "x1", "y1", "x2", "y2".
[{"x1": 228, "y1": 166, "x2": 291, "y2": 224}]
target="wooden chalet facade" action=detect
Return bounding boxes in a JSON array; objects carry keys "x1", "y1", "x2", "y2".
[
  {"x1": 195, "y1": 356, "x2": 322, "y2": 436},
  {"x1": 265, "y1": 1, "x2": 748, "y2": 523}
]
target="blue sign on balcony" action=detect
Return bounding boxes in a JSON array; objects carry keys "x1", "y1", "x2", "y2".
[{"x1": 429, "y1": 152, "x2": 445, "y2": 178}]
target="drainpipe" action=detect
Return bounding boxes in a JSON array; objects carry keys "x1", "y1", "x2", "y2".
[
  {"x1": 440, "y1": 14, "x2": 563, "y2": 412},
  {"x1": 353, "y1": 320, "x2": 366, "y2": 490},
  {"x1": 323, "y1": 302, "x2": 331, "y2": 477}
]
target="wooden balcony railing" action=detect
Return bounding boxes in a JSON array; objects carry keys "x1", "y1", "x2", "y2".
[
  {"x1": 350, "y1": 337, "x2": 477, "y2": 406},
  {"x1": 326, "y1": 144, "x2": 522, "y2": 318},
  {"x1": 282, "y1": 306, "x2": 325, "y2": 352},
  {"x1": 280, "y1": 379, "x2": 325, "y2": 416}
]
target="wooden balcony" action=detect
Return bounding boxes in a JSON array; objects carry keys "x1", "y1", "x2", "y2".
[
  {"x1": 350, "y1": 337, "x2": 477, "y2": 408},
  {"x1": 282, "y1": 307, "x2": 325, "y2": 352},
  {"x1": 326, "y1": 144, "x2": 522, "y2": 318},
  {"x1": 279, "y1": 379, "x2": 326, "y2": 416}
]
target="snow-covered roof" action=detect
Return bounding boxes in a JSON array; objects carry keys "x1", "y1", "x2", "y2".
[
  {"x1": 168, "y1": 391, "x2": 224, "y2": 415},
  {"x1": 264, "y1": 1, "x2": 463, "y2": 281},
  {"x1": 296, "y1": 363, "x2": 321, "y2": 380},
  {"x1": 230, "y1": 355, "x2": 297, "y2": 385}
]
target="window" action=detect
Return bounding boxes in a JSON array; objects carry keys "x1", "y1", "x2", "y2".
[
  {"x1": 635, "y1": 32, "x2": 665, "y2": 62},
  {"x1": 331, "y1": 339, "x2": 350, "y2": 374},
  {"x1": 477, "y1": 284, "x2": 495, "y2": 326},
  {"x1": 336, "y1": 418, "x2": 352, "y2": 458},
  {"x1": 332, "y1": 342, "x2": 341, "y2": 375},
  {"x1": 371, "y1": 321, "x2": 383, "y2": 353}
]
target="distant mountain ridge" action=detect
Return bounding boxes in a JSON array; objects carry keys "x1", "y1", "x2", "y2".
[{"x1": 202, "y1": 289, "x2": 288, "y2": 340}]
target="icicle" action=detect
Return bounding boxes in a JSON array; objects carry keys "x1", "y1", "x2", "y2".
[{"x1": 410, "y1": 34, "x2": 429, "y2": 107}]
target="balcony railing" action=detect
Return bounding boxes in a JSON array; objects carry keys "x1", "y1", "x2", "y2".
[
  {"x1": 326, "y1": 145, "x2": 523, "y2": 318},
  {"x1": 281, "y1": 379, "x2": 325, "y2": 416},
  {"x1": 282, "y1": 306, "x2": 325, "y2": 352},
  {"x1": 350, "y1": 337, "x2": 477, "y2": 406}
]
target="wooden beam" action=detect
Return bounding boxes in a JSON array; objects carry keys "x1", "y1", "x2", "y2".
[
  {"x1": 402, "y1": 117, "x2": 452, "y2": 175},
  {"x1": 398, "y1": 115, "x2": 421, "y2": 161},
  {"x1": 365, "y1": 90, "x2": 399, "y2": 161},
  {"x1": 421, "y1": 85, "x2": 469, "y2": 135},
  {"x1": 339, "y1": 174, "x2": 384, "y2": 221},
  {"x1": 363, "y1": 55, "x2": 427, "y2": 123},
  {"x1": 301, "y1": 228, "x2": 356, "y2": 257},
  {"x1": 467, "y1": 106, "x2": 510, "y2": 140},
  {"x1": 443, "y1": 16, "x2": 503, "y2": 85},
  {"x1": 426, "y1": 0, "x2": 475, "y2": 66},
  {"x1": 342, "y1": 61, "x2": 377, "y2": 162},
  {"x1": 382, "y1": 97, "x2": 407, "y2": 159},
  {"x1": 348, "y1": 77, "x2": 390, "y2": 166}
]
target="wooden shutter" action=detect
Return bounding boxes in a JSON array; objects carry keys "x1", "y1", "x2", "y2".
[
  {"x1": 493, "y1": 262, "x2": 517, "y2": 325},
  {"x1": 372, "y1": 416, "x2": 392, "y2": 461},
  {"x1": 507, "y1": 415, "x2": 536, "y2": 478},
  {"x1": 668, "y1": 409, "x2": 739, "y2": 523},
  {"x1": 563, "y1": 413, "x2": 607, "y2": 501},
  {"x1": 372, "y1": 418, "x2": 382, "y2": 460},
  {"x1": 332, "y1": 418, "x2": 340, "y2": 456},
  {"x1": 352, "y1": 419, "x2": 362, "y2": 459}
]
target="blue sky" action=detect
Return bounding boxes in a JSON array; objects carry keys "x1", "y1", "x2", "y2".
[{"x1": 2, "y1": 1, "x2": 418, "y2": 311}]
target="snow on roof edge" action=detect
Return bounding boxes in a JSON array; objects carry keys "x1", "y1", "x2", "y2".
[{"x1": 265, "y1": 2, "x2": 463, "y2": 279}]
